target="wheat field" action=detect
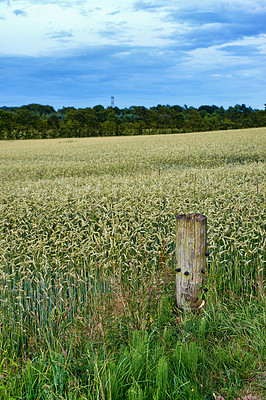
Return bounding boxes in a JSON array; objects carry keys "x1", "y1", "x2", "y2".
[{"x1": 0, "y1": 128, "x2": 265, "y2": 399}]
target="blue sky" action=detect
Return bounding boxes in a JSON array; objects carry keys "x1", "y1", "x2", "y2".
[{"x1": 0, "y1": 0, "x2": 266, "y2": 110}]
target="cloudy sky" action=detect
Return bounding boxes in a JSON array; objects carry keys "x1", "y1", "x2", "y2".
[{"x1": 0, "y1": 0, "x2": 266, "y2": 110}]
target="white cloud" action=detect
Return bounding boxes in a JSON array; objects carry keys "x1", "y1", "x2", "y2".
[
  {"x1": 183, "y1": 47, "x2": 249, "y2": 74},
  {"x1": 219, "y1": 33, "x2": 266, "y2": 54},
  {"x1": 0, "y1": 0, "x2": 180, "y2": 55},
  {"x1": 1, "y1": 0, "x2": 266, "y2": 109},
  {"x1": 172, "y1": 32, "x2": 266, "y2": 97},
  {"x1": 1, "y1": 0, "x2": 266, "y2": 56}
]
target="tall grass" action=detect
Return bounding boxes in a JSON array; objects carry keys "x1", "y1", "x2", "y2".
[{"x1": 0, "y1": 128, "x2": 265, "y2": 399}]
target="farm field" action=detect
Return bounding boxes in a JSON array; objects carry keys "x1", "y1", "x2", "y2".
[{"x1": 0, "y1": 128, "x2": 265, "y2": 399}]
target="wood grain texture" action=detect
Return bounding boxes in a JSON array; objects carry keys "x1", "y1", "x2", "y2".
[{"x1": 176, "y1": 213, "x2": 207, "y2": 311}]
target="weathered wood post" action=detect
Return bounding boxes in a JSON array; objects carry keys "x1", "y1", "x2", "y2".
[{"x1": 176, "y1": 213, "x2": 207, "y2": 312}]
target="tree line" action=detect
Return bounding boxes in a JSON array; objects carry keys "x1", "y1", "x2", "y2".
[{"x1": 0, "y1": 103, "x2": 266, "y2": 140}]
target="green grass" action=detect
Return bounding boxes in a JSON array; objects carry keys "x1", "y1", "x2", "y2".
[{"x1": 0, "y1": 128, "x2": 265, "y2": 399}]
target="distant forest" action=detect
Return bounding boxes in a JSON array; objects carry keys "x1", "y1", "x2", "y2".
[{"x1": 0, "y1": 103, "x2": 266, "y2": 139}]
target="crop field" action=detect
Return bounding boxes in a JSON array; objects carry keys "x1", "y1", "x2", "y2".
[{"x1": 0, "y1": 128, "x2": 265, "y2": 399}]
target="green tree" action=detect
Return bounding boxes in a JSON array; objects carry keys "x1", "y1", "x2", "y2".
[
  {"x1": 16, "y1": 109, "x2": 40, "y2": 129},
  {"x1": 102, "y1": 120, "x2": 118, "y2": 136},
  {"x1": 0, "y1": 110, "x2": 15, "y2": 138},
  {"x1": 20, "y1": 104, "x2": 55, "y2": 116},
  {"x1": 185, "y1": 108, "x2": 204, "y2": 132},
  {"x1": 48, "y1": 115, "x2": 60, "y2": 129}
]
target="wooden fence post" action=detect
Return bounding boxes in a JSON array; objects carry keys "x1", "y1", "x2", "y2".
[{"x1": 176, "y1": 213, "x2": 207, "y2": 312}]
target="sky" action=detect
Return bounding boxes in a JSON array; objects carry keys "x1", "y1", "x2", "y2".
[{"x1": 0, "y1": 0, "x2": 266, "y2": 110}]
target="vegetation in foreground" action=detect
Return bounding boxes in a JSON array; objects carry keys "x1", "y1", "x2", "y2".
[{"x1": 0, "y1": 128, "x2": 265, "y2": 399}]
